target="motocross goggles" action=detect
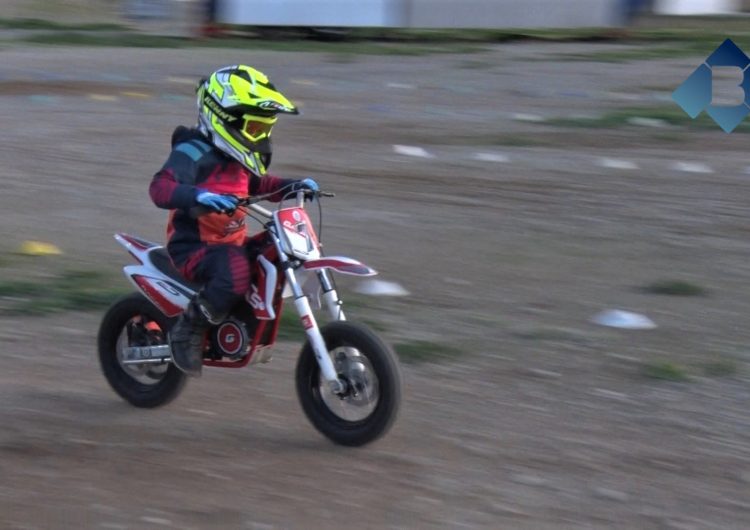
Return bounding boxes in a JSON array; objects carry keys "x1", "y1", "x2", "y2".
[{"x1": 241, "y1": 114, "x2": 277, "y2": 143}]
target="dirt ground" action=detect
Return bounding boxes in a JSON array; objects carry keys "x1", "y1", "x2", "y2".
[{"x1": 2, "y1": 42, "x2": 750, "y2": 529}]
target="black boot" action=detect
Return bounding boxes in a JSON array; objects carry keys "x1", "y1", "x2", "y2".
[{"x1": 169, "y1": 296, "x2": 216, "y2": 377}]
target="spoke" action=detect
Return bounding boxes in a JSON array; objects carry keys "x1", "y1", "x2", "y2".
[{"x1": 338, "y1": 397, "x2": 353, "y2": 421}]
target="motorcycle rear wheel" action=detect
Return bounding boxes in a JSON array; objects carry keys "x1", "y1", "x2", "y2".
[
  {"x1": 296, "y1": 321, "x2": 402, "y2": 446},
  {"x1": 98, "y1": 293, "x2": 186, "y2": 408}
]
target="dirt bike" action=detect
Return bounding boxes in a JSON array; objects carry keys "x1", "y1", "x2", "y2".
[{"x1": 97, "y1": 189, "x2": 402, "y2": 446}]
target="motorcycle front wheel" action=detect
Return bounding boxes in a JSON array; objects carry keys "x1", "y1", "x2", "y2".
[
  {"x1": 296, "y1": 321, "x2": 402, "y2": 446},
  {"x1": 98, "y1": 293, "x2": 186, "y2": 408}
]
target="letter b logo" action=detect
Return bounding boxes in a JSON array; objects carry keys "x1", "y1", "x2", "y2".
[{"x1": 673, "y1": 38, "x2": 750, "y2": 133}]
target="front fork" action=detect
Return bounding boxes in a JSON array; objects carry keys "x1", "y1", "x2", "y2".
[
  {"x1": 318, "y1": 269, "x2": 346, "y2": 322},
  {"x1": 273, "y1": 240, "x2": 346, "y2": 394}
]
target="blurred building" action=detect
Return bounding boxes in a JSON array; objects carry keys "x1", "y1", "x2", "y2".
[
  {"x1": 218, "y1": 0, "x2": 624, "y2": 28},
  {"x1": 655, "y1": 0, "x2": 739, "y2": 13},
  {"x1": 218, "y1": 0, "x2": 750, "y2": 28}
]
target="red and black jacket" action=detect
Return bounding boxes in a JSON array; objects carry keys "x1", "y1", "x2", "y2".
[{"x1": 149, "y1": 127, "x2": 294, "y2": 263}]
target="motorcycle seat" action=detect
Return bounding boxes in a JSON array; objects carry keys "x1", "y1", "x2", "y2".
[{"x1": 148, "y1": 248, "x2": 203, "y2": 292}]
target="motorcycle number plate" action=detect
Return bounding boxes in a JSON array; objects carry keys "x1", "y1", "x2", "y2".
[{"x1": 274, "y1": 207, "x2": 321, "y2": 260}]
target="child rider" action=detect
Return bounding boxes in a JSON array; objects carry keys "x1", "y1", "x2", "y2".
[{"x1": 149, "y1": 65, "x2": 318, "y2": 377}]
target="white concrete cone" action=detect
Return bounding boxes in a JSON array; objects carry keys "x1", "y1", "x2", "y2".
[{"x1": 591, "y1": 309, "x2": 656, "y2": 330}]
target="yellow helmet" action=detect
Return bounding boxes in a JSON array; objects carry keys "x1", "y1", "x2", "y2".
[{"x1": 196, "y1": 65, "x2": 298, "y2": 176}]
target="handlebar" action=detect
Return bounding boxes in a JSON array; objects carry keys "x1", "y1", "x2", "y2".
[{"x1": 188, "y1": 189, "x2": 335, "y2": 219}]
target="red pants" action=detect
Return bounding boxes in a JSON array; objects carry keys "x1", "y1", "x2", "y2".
[{"x1": 175, "y1": 244, "x2": 251, "y2": 316}]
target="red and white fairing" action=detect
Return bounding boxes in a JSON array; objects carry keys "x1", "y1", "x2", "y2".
[
  {"x1": 303, "y1": 257, "x2": 376, "y2": 276},
  {"x1": 274, "y1": 207, "x2": 321, "y2": 260},
  {"x1": 247, "y1": 255, "x2": 278, "y2": 320},
  {"x1": 274, "y1": 206, "x2": 375, "y2": 275},
  {"x1": 115, "y1": 233, "x2": 194, "y2": 318},
  {"x1": 115, "y1": 198, "x2": 379, "y2": 381}
]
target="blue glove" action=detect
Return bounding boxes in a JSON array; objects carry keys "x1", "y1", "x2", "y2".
[
  {"x1": 195, "y1": 190, "x2": 238, "y2": 212},
  {"x1": 292, "y1": 178, "x2": 320, "y2": 198}
]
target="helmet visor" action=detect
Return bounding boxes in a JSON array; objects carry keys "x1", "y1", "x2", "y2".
[{"x1": 242, "y1": 115, "x2": 276, "y2": 142}]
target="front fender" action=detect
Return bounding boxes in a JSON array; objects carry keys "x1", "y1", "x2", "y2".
[{"x1": 302, "y1": 256, "x2": 377, "y2": 276}]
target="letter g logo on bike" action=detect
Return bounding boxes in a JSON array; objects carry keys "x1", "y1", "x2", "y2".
[{"x1": 673, "y1": 38, "x2": 750, "y2": 133}]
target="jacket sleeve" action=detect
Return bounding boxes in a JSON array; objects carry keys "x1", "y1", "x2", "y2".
[
  {"x1": 149, "y1": 144, "x2": 202, "y2": 210},
  {"x1": 249, "y1": 173, "x2": 298, "y2": 203}
]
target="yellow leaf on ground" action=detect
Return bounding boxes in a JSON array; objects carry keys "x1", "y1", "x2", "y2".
[{"x1": 18, "y1": 241, "x2": 62, "y2": 256}]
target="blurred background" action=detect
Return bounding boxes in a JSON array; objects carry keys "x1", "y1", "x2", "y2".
[
  {"x1": 6, "y1": 0, "x2": 750, "y2": 34},
  {"x1": 2, "y1": 1, "x2": 750, "y2": 529}
]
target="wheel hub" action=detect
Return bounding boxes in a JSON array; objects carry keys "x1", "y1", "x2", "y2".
[{"x1": 329, "y1": 349, "x2": 377, "y2": 410}]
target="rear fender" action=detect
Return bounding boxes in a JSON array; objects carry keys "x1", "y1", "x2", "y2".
[
  {"x1": 124, "y1": 265, "x2": 193, "y2": 318},
  {"x1": 115, "y1": 233, "x2": 161, "y2": 265}
]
